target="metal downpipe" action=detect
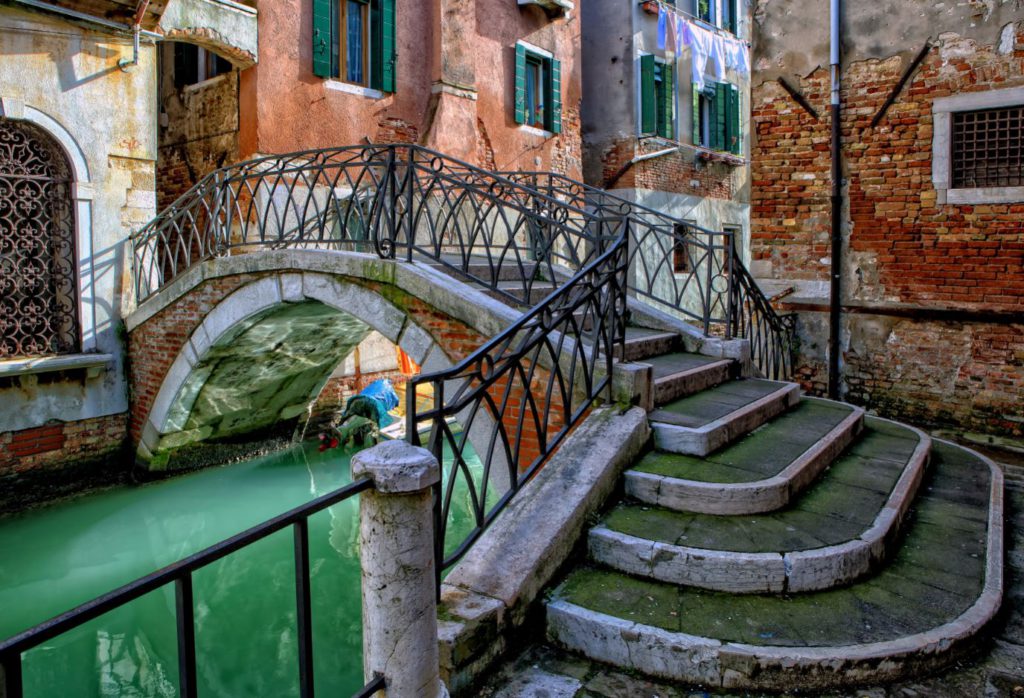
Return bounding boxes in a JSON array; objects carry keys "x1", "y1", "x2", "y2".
[{"x1": 828, "y1": 0, "x2": 843, "y2": 400}]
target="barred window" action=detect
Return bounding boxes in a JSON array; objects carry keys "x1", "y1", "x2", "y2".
[
  {"x1": 951, "y1": 105, "x2": 1024, "y2": 189},
  {"x1": 0, "y1": 118, "x2": 79, "y2": 359}
]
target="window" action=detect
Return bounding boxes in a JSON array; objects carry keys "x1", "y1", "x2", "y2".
[
  {"x1": 173, "y1": 43, "x2": 232, "y2": 89},
  {"x1": 692, "y1": 81, "x2": 741, "y2": 154},
  {"x1": 640, "y1": 55, "x2": 674, "y2": 139},
  {"x1": 932, "y1": 86, "x2": 1024, "y2": 204},
  {"x1": 0, "y1": 118, "x2": 79, "y2": 358},
  {"x1": 514, "y1": 44, "x2": 562, "y2": 134},
  {"x1": 951, "y1": 106, "x2": 1023, "y2": 188},
  {"x1": 312, "y1": 0, "x2": 396, "y2": 93}
]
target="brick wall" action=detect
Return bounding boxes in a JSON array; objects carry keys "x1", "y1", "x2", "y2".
[
  {"x1": 752, "y1": 26, "x2": 1024, "y2": 441},
  {"x1": 0, "y1": 413, "x2": 129, "y2": 513},
  {"x1": 601, "y1": 135, "x2": 736, "y2": 198}
]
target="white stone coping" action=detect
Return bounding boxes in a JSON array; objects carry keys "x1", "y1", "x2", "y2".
[
  {"x1": 625, "y1": 398, "x2": 865, "y2": 515},
  {"x1": 549, "y1": 442, "x2": 1003, "y2": 689},
  {"x1": 325, "y1": 80, "x2": 385, "y2": 100},
  {"x1": 597, "y1": 415, "x2": 932, "y2": 594},
  {"x1": 0, "y1": 353, "x2": 113, "y2": 379},
  {"x1": 518, "y1": 0, "x2": 574, "y2": 10}
]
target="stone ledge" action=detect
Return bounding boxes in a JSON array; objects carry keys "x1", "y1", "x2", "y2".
[
  {"x1": 0, "y1": 353, "x2": 113, "y2": 380},
  {"x1": 437, "y1": 406, "x2": 650, "y2": 695}
]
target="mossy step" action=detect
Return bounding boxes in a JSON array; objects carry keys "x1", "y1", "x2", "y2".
[
  {"x1": 548, "y1": 440, "x2": 1004, "y2": 692},
  {"x1": 594, "y1": 417, "x2": 929, "y2": 593},
  {"x1": 650, "y1": 379, "x2": 801, "y2": 456},
  {"x1": 626, "y1": 398, "x2": 863, "y2": 514},
  {"x1": 642, "y1": 352, "x2": 736, "y2": 405},
  {"x1": 618, "y1": 328, "x2": 681, "y2": 362}
]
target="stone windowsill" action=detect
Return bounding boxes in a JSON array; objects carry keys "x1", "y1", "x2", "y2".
[{"x1": 0, "y1": 353, "x2": 114, "y2": 380}]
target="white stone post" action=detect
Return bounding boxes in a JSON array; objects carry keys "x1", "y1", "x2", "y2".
[{"x1": 352, "y1": 440, "x2": 448, "y2": 698}]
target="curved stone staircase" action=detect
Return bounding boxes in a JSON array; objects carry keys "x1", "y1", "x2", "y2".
[{"x1": 543, "y1": 323, "x2": 1005, "y2": 692}]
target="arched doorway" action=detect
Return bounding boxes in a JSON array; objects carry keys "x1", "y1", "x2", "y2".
[{"x1": 0, "y1": 117, "x2": 78, "y2": 358}]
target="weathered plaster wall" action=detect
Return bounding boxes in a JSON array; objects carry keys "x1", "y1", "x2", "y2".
[
  {"x1": 158, "y1": 0, "x2": 258, "y2": 68},
  {"x1": 157, "y1": 47, "x2": 240, "y2": 210},
  {"x1": 750, "y1": 2, "x2": 1024, "y2": 443},
  {"x1": 0, "y1": 6, "x2": 159, "y2": 473},
  {"x1": 239, "y1": 0, "x2": 582, "y2": 176}
]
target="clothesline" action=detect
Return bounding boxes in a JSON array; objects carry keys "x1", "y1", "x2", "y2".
[
  {"x1": 654, "y1": 0, "x2": 750, "y2": 90},
  {"x1": 647, "y1": 0, "x2": 750, "y2": 45}
]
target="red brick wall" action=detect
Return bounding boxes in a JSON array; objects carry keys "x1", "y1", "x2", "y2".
[
  {"x1": 752, "y1": 28, "x2": 1024, "y2": 439},
  {"x1": 601, "y1": 136, "x2": 735, "y2": 198},
  {"x1": 1, "y1": 414, "x2": 127, "y2": 473}
]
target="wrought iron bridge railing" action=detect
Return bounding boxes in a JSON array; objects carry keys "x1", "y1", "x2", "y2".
[
  {"x1": 500, "y1": 171, "x2": 796, "y2": 381},
  {"x1": 1, "y1": 144, "x2": 793, "y2": 695}
]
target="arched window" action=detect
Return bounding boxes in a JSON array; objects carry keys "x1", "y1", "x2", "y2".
[{"x1": 0, "y1": 118, "x2": 79, "y2": 358}]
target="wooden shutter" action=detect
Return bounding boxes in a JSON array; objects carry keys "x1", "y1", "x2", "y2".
[
  {"x1": 692, "y1": 83, "x2": 701, "y2": 145},
  {"x1": 658, "y1": 62, "x2": 674, "y2": 139},
  {"x1": 712, "y1": 82, "x2": 728, "y2": 150},
  {"x1": 727, "y1": 83, "x2": 741, "y2": 154},
  {"x1": 381, "y1": 0, "x2": 396, "y2": 92},
  {"x1": 549, "y1": 58, "x2": 562, "y2": 134},
  {"x1": 312, "y1": 0, "x2": 333, "y2": 78},
  {"x1": 514, "y1": 44, "x2": 527, "y2": 124},
  {"x1": 640, "y1": 54, "x2": 656, "y2": 135}
]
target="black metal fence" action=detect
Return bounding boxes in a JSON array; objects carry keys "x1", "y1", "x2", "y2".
[
  {"x1": 406, "y1": 231, "x2": 630, "y2": 578},
  {"x1": 501, "y1": 171, "x2": 795, "y2": 380},
  {"x1": 0, "y1": 479, "x2": 382, "y2": 698}
]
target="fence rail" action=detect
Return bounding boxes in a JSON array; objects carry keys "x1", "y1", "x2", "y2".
[{"x1": 0, "y1": 478, "x2": 379, "y2": 698}]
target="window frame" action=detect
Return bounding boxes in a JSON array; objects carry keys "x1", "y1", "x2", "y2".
[
  {"x1": 515, "y1": 41, "x2": 561, "y2": 135},
  {"x1": 340, "y1": 0, "x2": 370, "y2": 87},
  {"x1": 932, "y1": 86, "x2": 1024, "y2": 204},
  {"x1": 693, "y1": 81, "x2": 741, "y2": 155}
]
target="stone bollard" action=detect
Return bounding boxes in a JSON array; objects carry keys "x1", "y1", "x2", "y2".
[{"x1": 352, "y1": 440, "x2": 449, "y2": 698}]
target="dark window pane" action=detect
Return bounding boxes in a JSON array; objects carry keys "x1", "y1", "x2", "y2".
[
  {"x1": 952, "y1": 104, "x2": 1024, "y2": 188},
  {"x1": 346, "y1": 1, "x2": 365, "y2": 84}
]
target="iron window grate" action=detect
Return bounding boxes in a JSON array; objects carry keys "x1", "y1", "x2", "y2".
[{"x1": 951, "y1": 105, "x2": 1024, "y2": 188}]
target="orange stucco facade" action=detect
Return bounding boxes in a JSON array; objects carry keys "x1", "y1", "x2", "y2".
[{"x1": 239, "y1": 0, "x2": 582, "y2": 178}]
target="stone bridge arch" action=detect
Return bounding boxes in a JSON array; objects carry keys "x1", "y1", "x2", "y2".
[{"x1": 125, "y1": 251, "x2": 518, "y2": 471}]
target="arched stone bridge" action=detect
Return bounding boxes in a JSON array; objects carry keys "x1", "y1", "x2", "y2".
[{"x1": 124, "y1": 249, "x2": 521, "y2": 470}]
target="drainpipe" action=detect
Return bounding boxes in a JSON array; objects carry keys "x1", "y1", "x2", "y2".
[
  {"x1": 827, "y1": 0, "x2": 842, "y2": 400},
  {"x1": 118, "y1": 0, "x2": 151, "y2": 71}
]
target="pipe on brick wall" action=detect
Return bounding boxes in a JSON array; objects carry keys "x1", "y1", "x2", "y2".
[{"x1": 828, "y1": 0, "x2": 842, "y2": 400}]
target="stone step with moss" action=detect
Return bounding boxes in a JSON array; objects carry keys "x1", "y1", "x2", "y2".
[
  {"x1": 649, "y1": 379, "x2": 801, "y2": 456},
  {"x1": 548, "y1": 439, "x2": 1004, "y2": 692},
  {"x1": 639, "y1": 351, "x2": 737, "y2": 405},
  {"x1": 626, "y1": 397, "x2": 864, "y2": 514},
  {"x1": 593, "y1": 417, "x2": 930, "y2": 593}
]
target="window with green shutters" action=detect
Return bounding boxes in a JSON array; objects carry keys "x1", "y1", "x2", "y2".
[
  {"x1": 693, "y1": 81, "x2": 741, "y2": 154},
  {"x1": 640, "y1": 55, "x2": 674, "y2": 139},
  {"x1": 514, "y1": 43, "x2": 562, "y2": 134},
  {"x1": 312, "y1": 0, "x2": 396, "y2": 93}
]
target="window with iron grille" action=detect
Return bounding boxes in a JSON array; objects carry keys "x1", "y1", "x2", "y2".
[
  {"x1": 0, "y1": 118, "x2": 79, "y2": 359},
  {"x1": 951, "y1": 105, "x2": 1024, "y2": 189}
]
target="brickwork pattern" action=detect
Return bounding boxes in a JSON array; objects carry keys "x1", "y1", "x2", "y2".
[
  {"x1": 600, "y1": 136, "x2": 735, "y2": 198},
  {"x1": 753, "y1": 26, "x2": 1024, "y2": 439},
  {"x1": 0, "y1": 413, "x2": 128, "y2": 474}
]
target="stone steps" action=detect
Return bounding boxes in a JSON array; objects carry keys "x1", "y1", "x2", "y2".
[
  {"x1": 591, "y1": 417, "x2": 931, "y2": 593},
  {"x1": 617, "y1": 327, "x2": 682, "y2": 363},
  {"x1": 547, "y1": 439, "x2": 1004, "y2": 691},
  {"x1": 639, "y1": 351, "x2": 737, "y2": 406},
  {"x1": 625, "y1": 398, "x2": 864, "y2": 514},
  {"x1": 650, "y1": 379, "x2": 801, "y2": 456}
]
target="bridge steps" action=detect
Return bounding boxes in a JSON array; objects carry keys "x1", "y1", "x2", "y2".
[{"x1": 533, "y1": 336, "x2": 1003, "y2": 692}]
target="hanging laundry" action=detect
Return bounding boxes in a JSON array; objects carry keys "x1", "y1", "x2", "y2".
[
  {"x1": 683, "y1": 20, "x2": 714, "y2": 91},
  {"x1": 709, "y1": 32, "x2": 727, "y2": 80},
  {"x1": 725, "y1": 38, "x2": 750, "y2": 76},
  {"x1": 667, "y1": 11, "x2": 678, "y2": 52},
  {"x1": 657, "y1": 4, "x2": 668, "y2": 50}
]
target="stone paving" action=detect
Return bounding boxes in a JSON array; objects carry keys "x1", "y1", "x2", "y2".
[{"x1": 477, "y1": 457, "x2": 1024, "y2": 698}]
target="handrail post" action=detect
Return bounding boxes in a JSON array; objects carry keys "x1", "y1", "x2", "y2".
[
  {"x1": 1, "y1": 653, "x2": 22, "y2": 698},
  {"x1": 405, "y1": 146, "x2": 415, "y2": 263},
  {"x1": 352, "y1": 441, "x2": 447, "y2": 698},
  {"x1": 726, "y1": 232, "x2": 736, "y2": 340}
]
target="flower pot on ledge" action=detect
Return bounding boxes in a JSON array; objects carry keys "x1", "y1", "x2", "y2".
[{"x1": 641, "y1": 1, "x2": 660, "y2": 15}]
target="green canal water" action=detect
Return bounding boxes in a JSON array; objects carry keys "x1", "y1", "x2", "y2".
[{"x1": 0, "y1": 438, "x2": 490, "y2": 697}]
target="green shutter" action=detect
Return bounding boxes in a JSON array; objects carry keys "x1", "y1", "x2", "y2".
[
  {"x1": 312, "y1": 0, "x2": 333, "y2": 78},
  {"x1": 381, "y1": 0, "x2": 396, "y2": 92},
  {"x1": 658, "y1": 62, "x2": 674, "y2": 139},
  {"x1": 640, "y1": 54, "x2": 656, "y2": 135},
  {"x1": 712, "y1": 82, "x2": 728, "y2": 150},
  {"x1": 692, "y1": 83, "x2": 701, "y2": 145},
  {"x1": 514, "y1": 44, "x2": 527, "y2": 124},
  {"x1": 549, "y1": 58, "x2": 562, "y2": 134},
  {"x1": 727, "y1": 83, "x2": 741, "y2": 154}
]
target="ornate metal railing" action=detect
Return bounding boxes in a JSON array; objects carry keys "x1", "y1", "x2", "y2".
[
  {"x1": 131, "y1": 145, "x2": 615, "y2": 307},
  {"x1": 406, "y1": 231, "x2": 629, "y2": 576},
  {"x1": 0, "y1": 479, "x2": 383, "y2": 698},
  {"x1": 501, "y1": 171, "x2": 795, "y2": 380}
]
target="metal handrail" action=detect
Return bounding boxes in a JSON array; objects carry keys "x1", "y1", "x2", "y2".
[
  {"x1": 499, "y1": 170, "x2": 796, "y2": 379},
  {"x1": 0, "y1": 478, "x2": 378, "y2": 698},
  {"x1": 406, "y1": 230, "x2": 630, "y2": 580}
]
